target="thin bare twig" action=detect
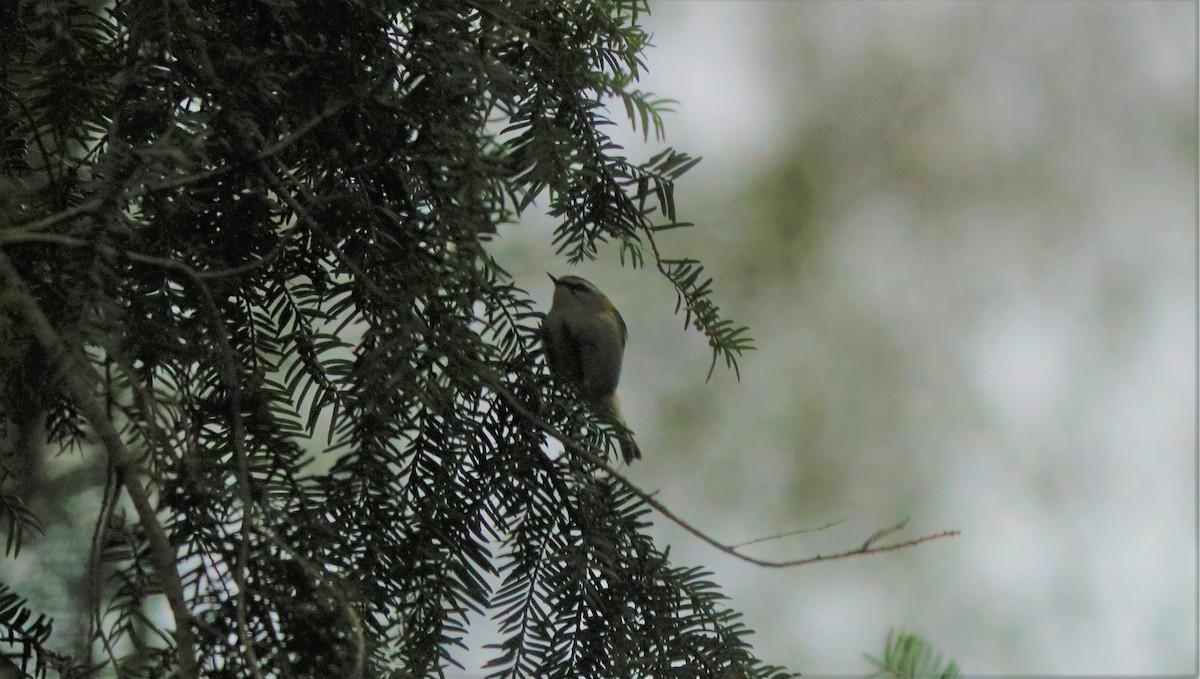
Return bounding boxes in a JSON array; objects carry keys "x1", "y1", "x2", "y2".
[
  {"x1": 862, "y1": 517, "x2": 910, "y2": 551},
  {"x1": 84, "y1": 463, "x2": 120, "y2": 670},
  {"x1": 730, "y1": 516, "x2": 850, "y2": 549},
  {"x1": 492, "y1": 385, "x2": 959, "y2": 569},
  {"x1": 0, "y1": 252, "x2": 200, "y2": 679}
]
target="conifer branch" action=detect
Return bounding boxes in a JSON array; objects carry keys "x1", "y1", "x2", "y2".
[
  {"x1": 7, "y1": 83, "x2": 378, "y2": 236},
  {"x1": 253, "y1": 525, "x2": 366, "y2": 679},
  {"x1": 0, "y1": 252, "x2": 200, "y2": 679}
]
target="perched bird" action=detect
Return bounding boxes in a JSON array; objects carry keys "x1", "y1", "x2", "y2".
[{"x1": 541, "y1": 274, "x2": 641, "y2": 463}]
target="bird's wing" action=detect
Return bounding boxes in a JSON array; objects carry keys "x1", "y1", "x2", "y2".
[
  {"x1": 613, "y1": 305, "x2": 627, "y2": 349},
  {"x1": 542, "y1": 317, "x2": 583, "y2": 383}
]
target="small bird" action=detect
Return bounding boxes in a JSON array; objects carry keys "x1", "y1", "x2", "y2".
[{"x1": 541, "y1": 273, "x2": 641, "y2": 463}]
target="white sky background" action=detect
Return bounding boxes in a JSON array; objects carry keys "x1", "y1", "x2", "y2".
[{"x1": 486, "y1": 1, "x2": 1197, "y2": 675}]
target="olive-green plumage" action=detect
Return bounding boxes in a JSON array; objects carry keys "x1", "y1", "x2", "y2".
[{"x1": 542, "y1": 274, "x2": 641, "y2": 463}]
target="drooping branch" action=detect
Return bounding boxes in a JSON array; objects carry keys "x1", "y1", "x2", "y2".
[{"x1": 493, "y1": 385, "x2": 959, "y2": 569}]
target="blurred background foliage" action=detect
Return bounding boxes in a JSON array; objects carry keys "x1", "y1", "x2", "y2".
[{"x1": 486, "y1": 1, "x2": 1195, "y2": 675}]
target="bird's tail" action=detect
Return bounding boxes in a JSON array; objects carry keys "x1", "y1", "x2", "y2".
[{"x1": 608, "y1": 393, "x2": 641, "y2": 464}]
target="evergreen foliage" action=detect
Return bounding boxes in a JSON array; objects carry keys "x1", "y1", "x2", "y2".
[
  {"x1": 864, "y1": 628, "x2": 961, "y2": 679},
  {"x1": 0, "y1": 0, "x2": 781, "y2": 676}
]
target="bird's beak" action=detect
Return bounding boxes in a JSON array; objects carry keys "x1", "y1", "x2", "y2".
[{"x1": 547, "y1": 273, "x2": 558, "y2": 285}]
